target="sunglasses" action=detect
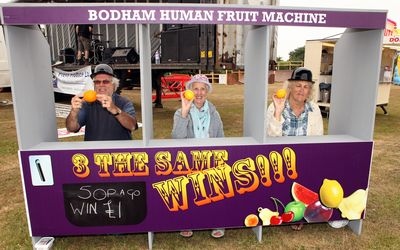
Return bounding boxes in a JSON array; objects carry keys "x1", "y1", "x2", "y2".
[{"x1": 93, "y1": 79, "x2": 112, "y2": 85}]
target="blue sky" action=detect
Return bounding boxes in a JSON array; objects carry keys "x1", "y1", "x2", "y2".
[{"x1": 277, "y1": 0, "x2": 400, "y2": 60}]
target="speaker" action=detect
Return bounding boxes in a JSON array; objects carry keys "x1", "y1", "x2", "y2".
[
  {"x1": 179, "y1": 27, "x2": 199, "y2": 62},
  {"x1": 164, "y1": 24, "x2": 182, "y2": 30},
  {"x1": 101, "y1": 47, "x2": 116, "y2": 63},
  {"x1": 161, "y1": 31, "x2": 179, "y2": 63},
  {"x1": 59, "y1": 48, "x2": 75, "y2": 63},
  {"x1": 111, "y1": 47, "x2": 139, "y2": 64}
]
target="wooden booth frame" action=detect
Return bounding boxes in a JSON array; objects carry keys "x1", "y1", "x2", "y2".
[{"x1": 0, "y1": 3, "x2": 386, "y2": 249}]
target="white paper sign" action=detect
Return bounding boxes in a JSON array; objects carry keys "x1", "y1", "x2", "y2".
[{"x1": 53, "y1": 66, "x2": 93, "y2": 95}]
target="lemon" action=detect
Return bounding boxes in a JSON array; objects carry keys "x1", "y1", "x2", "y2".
[{"x1": 319, "y1": 179, "x2": 344, "y2": 208}]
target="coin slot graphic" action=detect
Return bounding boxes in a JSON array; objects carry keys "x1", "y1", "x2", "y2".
[
  {"x1": 29, "y1": 155, "x2": 54, "y2": 186},
  {"x1": 35, "y1": 159, "x2": 46, "y2": 182}
]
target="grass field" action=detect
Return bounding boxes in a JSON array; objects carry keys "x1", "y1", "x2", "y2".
[{"x1": 0, "y1": 83, "x2": 399, "y2": 249}]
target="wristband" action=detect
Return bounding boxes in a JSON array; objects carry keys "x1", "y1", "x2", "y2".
[{"x1": 113, "y1": 108, "x2": 121, "y2": 116}]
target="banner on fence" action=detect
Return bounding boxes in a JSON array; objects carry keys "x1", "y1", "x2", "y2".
[{"x1": 53, "y1": 66, "x2": 93, "y2": 95}]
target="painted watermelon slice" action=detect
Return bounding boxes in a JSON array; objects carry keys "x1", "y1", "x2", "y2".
[{"x1": 291, "y1": 182, "x2": 319, "y2": 206}]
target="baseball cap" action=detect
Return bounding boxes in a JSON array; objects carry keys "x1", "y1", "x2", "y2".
[
  {"x1": 90, "y1": 64, "x2": 115, "y2": 78},
  {"x1": 185, "y1": 74, "x2": 212, "y2": 92}
]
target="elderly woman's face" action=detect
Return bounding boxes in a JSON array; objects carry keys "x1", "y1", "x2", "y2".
[
  {"x1": 289, "y1": 80, "x2": 312, "y2": 102},
  {"x1": 191, "y1": 82, "x2": 208, "y2": 107}
]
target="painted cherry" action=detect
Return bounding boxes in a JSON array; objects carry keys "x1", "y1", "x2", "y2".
[
  {"x1": 282, "y1": 211, "x2": 294, "y2": 222},
  {"x1": 270, "y1": 215, "x2": 283, "y2": 225}
]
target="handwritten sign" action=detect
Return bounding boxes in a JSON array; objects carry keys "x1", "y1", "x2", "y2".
[{"x1": 63, "y1": 182, "x2": 147, "y2": 226}]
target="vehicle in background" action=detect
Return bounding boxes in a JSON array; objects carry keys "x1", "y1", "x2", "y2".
[{"x1": 0, "y1": 25, "x2": 11, "y2": 91}]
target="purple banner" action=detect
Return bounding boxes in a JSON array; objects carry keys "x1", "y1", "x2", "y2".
[
  {"x1": 19, "y1": 141, "x2": 373, "y2": 236},
  {"x1": 2, "y1": 5, "x2": 386, "y2": 28}
]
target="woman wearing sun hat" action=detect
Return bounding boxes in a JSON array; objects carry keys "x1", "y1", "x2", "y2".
[
  {"x1": 171, "y1": 74, "x2": 225, "y2": 238},
  {"x1": 172, "y1": 74, "x2": 224, "y2": 139}
]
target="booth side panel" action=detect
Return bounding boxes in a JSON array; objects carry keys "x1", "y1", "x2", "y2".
[
  {"x1": 329, "y1": 28, "x2": 383, "y2": 141},
  {"x1": 243, "y1": 25, "x2": 269, "y2": 143},
  {"x1": 5, "y1": 25, "x2": 57, "y2": 150}
]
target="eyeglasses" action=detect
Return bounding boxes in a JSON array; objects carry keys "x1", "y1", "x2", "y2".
[{"x1": 93, "y1": 79, "x2": 112, "y2": 85}]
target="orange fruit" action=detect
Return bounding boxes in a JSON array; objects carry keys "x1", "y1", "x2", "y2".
[
  {"x1": 244, "y1": 214, "x2": 259, "y2": 227},
  {"x1": 83, "y1": 90, "x2": 97, "y2": 103},
  {"x1": 276, "y1": 89, "x2": 286, "y2": 99},
  {"x1": 183, "y1": 89, "x2": 195, "y2": 100}
]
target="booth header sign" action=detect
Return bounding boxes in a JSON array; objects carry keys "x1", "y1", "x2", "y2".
[
  {"x1": 20, "y1": 141, "x2": 372, "y2": 236},
  {"x1": 1, "y1": 4, "x2": 386, "y2": 28}
]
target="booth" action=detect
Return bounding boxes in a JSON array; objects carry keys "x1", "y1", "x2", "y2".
[
  {"x1": 305, "y1": 23, "x2": 398, "y2": 116},
  {"x1": 0, "y1": 3, "x2": 386, "y2": 249}
]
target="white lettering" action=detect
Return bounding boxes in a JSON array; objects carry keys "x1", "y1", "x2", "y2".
[
  {"x1": 160, "y1": 10, "x2": 213, "y2": 21},
  {"x1": 87, "y1": 9, "x2": 156, "y2": 21},
  {"x1": 88, "y1": 10, "x2": 97, "y2": 21},
  {"x1": 261, "y1": 11, "x2": 275, "y2": 22},
  {"x1": 160, "y1": 10, "x2": 170, "y2": 20},
  {"x1": 293, "y1": 12, "x2": 303, "y2": 23},
  {"x1": 104, "y1": 200, "x2": 121, "y2": 219},
  {"x1": 110, "y1": 10, "x2": 121, "y2": 21},
  {"x1": 143, "y1": 10, "x2": 156, "y2": 21},
  {"x1": 98, "y1": 10, "x2": 110, "y2": 21},
  {"x1": 262, "y1": 11, "x2": 327, "y2": 24},
  {"x1": 217, "y1": 10, "x2": 258, "y2": 22},
  {"x1": 319, "y1": 13, "x2": 327, "y2": 24},
  {"x1": 284, "y1": 12, "x2": 293, "y2": 23},
  {"x1": 121, "y1": 10, "x2": 131, "y2": 20}
]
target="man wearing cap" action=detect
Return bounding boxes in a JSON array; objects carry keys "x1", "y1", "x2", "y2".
[
  {"x1": 66, "y1": 64, "x2": 138, "y2": 140},
  {"x1": 266, "y1": 67, "x2": 323, "y2": 137}
]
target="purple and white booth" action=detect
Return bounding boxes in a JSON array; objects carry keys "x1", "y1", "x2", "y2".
[{"x1": 0, "y1": 3, "x2": 386, "y2": 249}]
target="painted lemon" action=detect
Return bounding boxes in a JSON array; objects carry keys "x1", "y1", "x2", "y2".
[
  {"x1": 83, "y1": 90, "x2": 97, "y2": 103},
  {"x1": 183, "y1": 89, "x2": 195, "y2": 100},
  {"x1": 319, "y1": 179, "x2": 344, "y2": 208},
  {"x1": 276, "y1": 89, "x2": 286, "y2": 99}
]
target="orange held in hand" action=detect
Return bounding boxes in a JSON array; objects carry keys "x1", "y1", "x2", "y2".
[
  {"x1": 183, "y1": 89, "x2": 195, "y2": 100},
  {"x1": 276, "y1": 88, "x2": 286, "y2": 99},
  {"x1": 83, "y1": 90, "x2": 97, "y2": 103}
]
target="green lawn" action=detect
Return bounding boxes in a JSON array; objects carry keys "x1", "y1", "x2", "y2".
[{"x1": 0, "y1": 84, "x2": 399, "y2": 249}]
